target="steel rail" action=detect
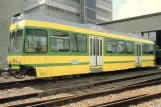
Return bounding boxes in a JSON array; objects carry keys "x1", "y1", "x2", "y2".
[
  {"x1": 90, "y1": 92, "x2": 161, "y2": 107},
  {"x1": 0, "y1": 68, "x2": 159, "y2": 91},
  {"x1": 0, "y1": 79, "x2": 38, "y2": 90},
  {"x1": 1, "y1": 71, "x2": 161, "y2": 106},
  {"x1": 0, "y1": 92, "x2": 39, "y2": 103},
  {"x1": 12, "y1": 77, "x2": 161, "y2": 107},
  {"x1": 38, "y1": 72, "x2": 161, "y2": 97}
]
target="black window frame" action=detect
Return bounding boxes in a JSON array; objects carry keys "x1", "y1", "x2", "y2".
[
  {"x1": 24, "y1": 28, "x2": 48, "y2": 53},
  {"x1": 71, "y1": 33, "x2": 87, "y2": 53},
  {"x1": 149, "y1": 45, "x2": 154, "y2": 55},
  {"x1": 143, "y1": 44, "x2": 149, "y2": 54},
  {"x1": 106, "y1": 38, "x2": 117, "y2": 54},
  {"x1": 117, "y1": 40, "x2": 125, "y2": 54},
  {"x1": 50, "y1": 30, "x2": 70, "y2": 52},
  {"x1": 126, "y1": 41, "x2": 134, "y2": 54},
  {"x1": 9, "y1": 29, "x2": 24, "y2": 54}
]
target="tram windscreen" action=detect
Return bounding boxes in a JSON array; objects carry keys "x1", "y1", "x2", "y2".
[{"x1": 9, "y1": 30, "x2": 23, "y2": 53}]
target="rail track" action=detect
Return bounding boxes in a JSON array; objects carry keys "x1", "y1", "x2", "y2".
[
  {"x1": 1, "y1": 69, "x2": 161, "y2": 107},
  {"x1": 0, "y1": 68, "x2": 158, "y2": 90},
  {"x1": 0, "y1": 79, "x2": 39, "y2": 90},
  {"x1": 90, "y1": 92, "x2": 161, "y2": 107}
]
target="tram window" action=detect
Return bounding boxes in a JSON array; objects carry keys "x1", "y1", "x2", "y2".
[
  {"x1": 126, "y1": 42, "x2": 133, "y2": 54},
  {"x1": 25, "y1": 29, "x2": 47, "y2": 53},
  {"x1": 106, "y1": 39, "x2": 117, "y2": 53},
  {"x1": 9, "y1": 30, "x2": 23, "y2": 53},
  {"x1": 117, "y1": 41, "x2": 125, "y2": 53},
  {"x1": 149, "y1": 45, "x2": 154, "y2": 54},
  {"x1": 71, "y1": 34, "x2": 87, "y2": 53},
  {"x1": 50, "y1": 31, "x2": 70, "y2": 52},
  {"x1": 143, "y1": 44, "x2": 149, "y2": 54}
]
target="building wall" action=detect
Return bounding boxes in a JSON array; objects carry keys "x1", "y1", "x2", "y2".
[
  {"x1": 45, "y1": 0, "x2": 81, "y2": 23},
  {"x1": 0, "y1": 0, "x2": 23, "y2": 67},
  {"x1": 23, "y1": 0, "x2": 113, "y2": 24},
  {"x1": 100, "y1": 13, "x2": 161, "y2": 41},
  {"x1": 96, "y1": 0, "x2": 112, "y2": 24},
  {"x1": 101, "y1": 14, "x2": 161, "y2": 33}
]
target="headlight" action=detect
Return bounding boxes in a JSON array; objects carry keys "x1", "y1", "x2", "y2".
[{"x1": 16, "y1": 58, "x2": 20, "y2": 63}]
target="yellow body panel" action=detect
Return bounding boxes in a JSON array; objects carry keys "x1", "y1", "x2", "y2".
[
  {"x1": 8, "y1": 55, "x2": 155, "y2": 78},
  {"x1": 49, "y1": 65, "x2": 89, "y2": 77},
  {"x1": 141, "y1": 56, "x2": 155, "y2": 67},
  {"x1": 141, "y1": 56, "x2": 155, "y2": 61},
  {"x1": 103, "y1": 62, "x2": 135, "y2": 71},
  {"x1": 36, "y1": 67, "x2": 49, "y2": 77},
  {"x1": 24, "y1": 56, "x2": 46, "y2": 64},
  {"x1": 103, "y1": 56, "x2": 135, "y2": 71},
  {"x1": 142, "y1": 61, "x2": 154, "y2": 67},
  {"x1": 8, "y1": 56, "x2": 89, "y2": 64}
]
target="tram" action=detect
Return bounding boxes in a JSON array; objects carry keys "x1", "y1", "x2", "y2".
[{"x1": 2, "y1": 14, "x2": 155, "y2": 79}]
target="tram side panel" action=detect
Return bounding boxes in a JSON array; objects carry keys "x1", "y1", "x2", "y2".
[
  {"x1": 46, "y1": 31, "x2": 90, "y2": 78},
  {"x1": 103, "y1": 56, "x2": 136, "y2": 72},
  {"x1": 103, "y1": 38, "x2": 136, "y2": 72}
]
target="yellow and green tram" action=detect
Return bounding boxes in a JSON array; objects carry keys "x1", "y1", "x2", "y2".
[{"x1": 6, "y1": 14, "x2": 155, "y2": 79}]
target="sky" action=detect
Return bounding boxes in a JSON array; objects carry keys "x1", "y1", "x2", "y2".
[{"x1": 113, "y1": 0, "x2": 161, "y2": 20}]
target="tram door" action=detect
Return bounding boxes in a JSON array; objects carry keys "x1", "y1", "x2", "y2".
[
  {"x1": 90, "y1": 37, "x2": 103, "y2": 66},
  {"x1": 135, "y1": 43, "x2": 142, "y2": 66}
]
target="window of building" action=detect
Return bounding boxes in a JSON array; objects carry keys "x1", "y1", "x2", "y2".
[
  {"x1": 71, "y1": 34, "x2": 87, "y2": 53},
  {"x1": 45, "y1": 5, "x2": 80, "y2": 17},
  {"x1": 76, "y1": 13, "x2": 80, "y2": 17},
  {"x1": 106, "y1": 38, "x2": 117, "y2": 53},
  {"x1": 50, "y1": 31, "x2": 70, "y2": 52},
  {"x1": 72, "y1": 0, "x2": 80, "y2": 4},
  {"x1": 126, "y1": 42, "x2": 133, "y2": 54},
  {"x1": 25, "y1": 29, "x2": 47, "y2": 53},
  {"x1": 117, "y1": 41, "x2": 125, "y2": 53}
]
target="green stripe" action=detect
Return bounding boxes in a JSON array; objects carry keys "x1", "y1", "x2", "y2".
[
  {"x1": 104, "y1": 60, "x2": 134, "y2": 64},
  {"x1": 142, "y1": 60, "x2": 154, "y2": 62},
  {"x1": 11, "y1": 62, "x2": 89, "y2": 67},
  {"x1": 104, "y1": 60, "x2": 154, "y2": 64}
]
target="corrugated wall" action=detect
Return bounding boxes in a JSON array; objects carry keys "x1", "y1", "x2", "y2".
[
  {"x1": 0, "y1": 0, "x2": 23, "y2": 68},
  {"x1": 101, "y1": 14, "x2": 161, "y2": 33}
]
